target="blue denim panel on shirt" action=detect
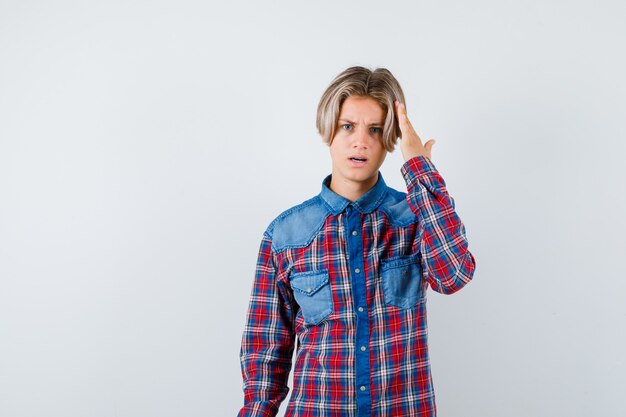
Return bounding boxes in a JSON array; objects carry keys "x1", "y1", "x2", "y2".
[
  {"x1": 289, "y1": 270, "x2": 333, "y2": 325},
  {"x1": 269, "y1": 196, "x2": 331, "y2": 253},
  {"x1": 381, "y1": 252, "x2": 425, "y2": 309},
  {"x1": 377, "y1": 187, "x2": 418, "y2": 228},
  {"x1": 267, "y1": 173, "x2": 417, "y2": 252}
]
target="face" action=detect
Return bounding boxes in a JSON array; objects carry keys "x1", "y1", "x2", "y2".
[{"x1": 329, "y1": 95, "x2": 388, "y2": 194}]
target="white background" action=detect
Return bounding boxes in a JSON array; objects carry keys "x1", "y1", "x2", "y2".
[{"x1": 1, "y1": 1, "x2": 625, "y2": 416}]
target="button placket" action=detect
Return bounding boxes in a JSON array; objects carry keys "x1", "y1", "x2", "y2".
[{"x1": 345, "y1": 204, "x2": 371, "y2": 410}]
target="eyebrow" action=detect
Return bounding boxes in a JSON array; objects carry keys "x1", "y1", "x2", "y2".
[{"x1": 338, "y1": 118, "x2": 384, "y2": 126}]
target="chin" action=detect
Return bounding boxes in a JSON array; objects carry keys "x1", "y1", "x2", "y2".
[{"x1": 344, "y1": 169, "x2": 377, "y2": 183}]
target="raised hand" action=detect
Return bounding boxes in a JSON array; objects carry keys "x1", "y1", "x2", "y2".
[{"x1": 394, "y1": 100, "x2": 436, "y2": 162}]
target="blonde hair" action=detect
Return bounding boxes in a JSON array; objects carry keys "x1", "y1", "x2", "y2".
[{"x1": 316, "y1": 66, "x2": 406, "y2": 152}]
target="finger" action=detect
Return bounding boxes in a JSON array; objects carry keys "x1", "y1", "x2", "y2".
[
  {"x1": 394, "y1": 100, "x2": 404, "y2": 138},
  {"x1": 394, "y1": 100, "x2": 410, "y2": 135},
  {"x1": 400, "y1": 103, "x2": 422, "y2": 143},
  {"x1": 395, "y1": 100, "x2": 408, "y2": 125}
]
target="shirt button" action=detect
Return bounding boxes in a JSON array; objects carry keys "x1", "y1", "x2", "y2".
[
  {"x1": 352, "y1": 230, "x2": 358, "y2": 236},
  {"x1": 358, "y1": 307, "x2": 364, "y2": 312},
  {"x1": 360, "y1": 385, "x2": 366, "y2": 392},
  {"x1": 307, "y1": 287, "x2": 312, "y2": 293},
  {"x1": 354, "y1": 268, "x2": 360, "y2": 274},
  {"x1": 360, "y1": 346, "x2": 366, "y2": 352}
]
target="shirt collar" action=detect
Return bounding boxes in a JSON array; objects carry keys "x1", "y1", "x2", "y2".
[{"x1": 320, "y1": 171, "x2": 388, "y2": 215}]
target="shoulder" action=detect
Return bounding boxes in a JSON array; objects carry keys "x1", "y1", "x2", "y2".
[
  {"x1": 264, "y1": 194, "x2": 331, "y2": 253},
  {"x1": 378, "y1": 185, "x2": 418, "y2": 227}
]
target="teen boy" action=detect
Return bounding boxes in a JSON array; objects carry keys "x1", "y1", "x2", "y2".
[{"x1": 237, "y1": 66, "x2": 477, "y2": 417}]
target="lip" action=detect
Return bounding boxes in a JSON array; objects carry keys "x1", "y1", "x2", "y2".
[{"x1": 348, "y1": 155, "x2": 368, "y2": 167}]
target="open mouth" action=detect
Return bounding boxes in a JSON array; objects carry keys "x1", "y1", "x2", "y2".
[{"x1": 350, "y1": 157, "x2": 368, "y2": 162}]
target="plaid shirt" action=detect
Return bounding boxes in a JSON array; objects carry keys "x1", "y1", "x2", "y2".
[{"x1": 238, "y1": 155, "x2": 476, "y2": 417}]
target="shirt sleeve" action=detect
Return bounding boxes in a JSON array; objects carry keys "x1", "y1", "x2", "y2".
[
  {"x1": 238, "y1": 232, "x2": 296, "y2": 417},
  {"x1": 400, "y1": 155, "x2": 477, "y2": 295}
]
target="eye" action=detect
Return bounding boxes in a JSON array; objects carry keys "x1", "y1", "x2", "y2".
[
  {"x1": 370, "y1": 127, "x2": 382, "y2": 134},
  {"x1": 341, "y1": 123, "x2": 353, "y2": 131}
]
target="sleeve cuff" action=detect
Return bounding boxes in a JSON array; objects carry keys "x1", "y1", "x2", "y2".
[{"x1": 400, "y1": 155, "x2": 438, "y2": 188}]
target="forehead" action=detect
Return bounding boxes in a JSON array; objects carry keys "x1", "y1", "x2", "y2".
[{"x1": 339, "y1": 96, "x2": 386, "y2": 122}]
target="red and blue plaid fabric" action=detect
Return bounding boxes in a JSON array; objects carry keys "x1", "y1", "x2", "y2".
[{"x1": 238, "y1": 155, "x2": 476, "y2": 417}]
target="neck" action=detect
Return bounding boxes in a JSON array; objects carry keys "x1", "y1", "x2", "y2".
[{"x1": 329, "y1": 172, "x2": 379, "y2": 203}]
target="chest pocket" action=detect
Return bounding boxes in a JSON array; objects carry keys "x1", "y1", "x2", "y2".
[
  {"x1": 381, "y1": 253, "x2": 425, "y2": 309},
  {"x1": 290, "y1": 270, "x2": 334, "y2": 325}
]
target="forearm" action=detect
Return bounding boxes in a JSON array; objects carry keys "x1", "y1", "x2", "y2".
[
  {"x1": 239, "y1": 330, "x2": 294, "y2": 417},
  {"x1": 238, "y1": 234, "x2": 295, "y2": 417},
  {"x1": 401, "y1": 155, "x2": 476, "y2": 294}
]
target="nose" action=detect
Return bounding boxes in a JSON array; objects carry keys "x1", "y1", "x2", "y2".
[{"x1": 352, "y1": 126, "x2": 369, "y2": 148}]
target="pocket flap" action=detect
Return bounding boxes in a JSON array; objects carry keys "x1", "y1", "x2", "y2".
[
  {"x1": 290, "y1": 271, "x2": 330, "y2": 297},
  {"x1": 381, "y1": 252, "x2": 421, "y2": 271}
]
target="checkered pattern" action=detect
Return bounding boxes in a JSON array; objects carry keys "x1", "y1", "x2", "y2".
[{"x1": 238, "y1": 155, "x2": 476, "y2": 417}]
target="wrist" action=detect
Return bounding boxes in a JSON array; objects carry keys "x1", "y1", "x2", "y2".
[{"x1": 401, "y1": 149, "x2": 429, "y2": 162}]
